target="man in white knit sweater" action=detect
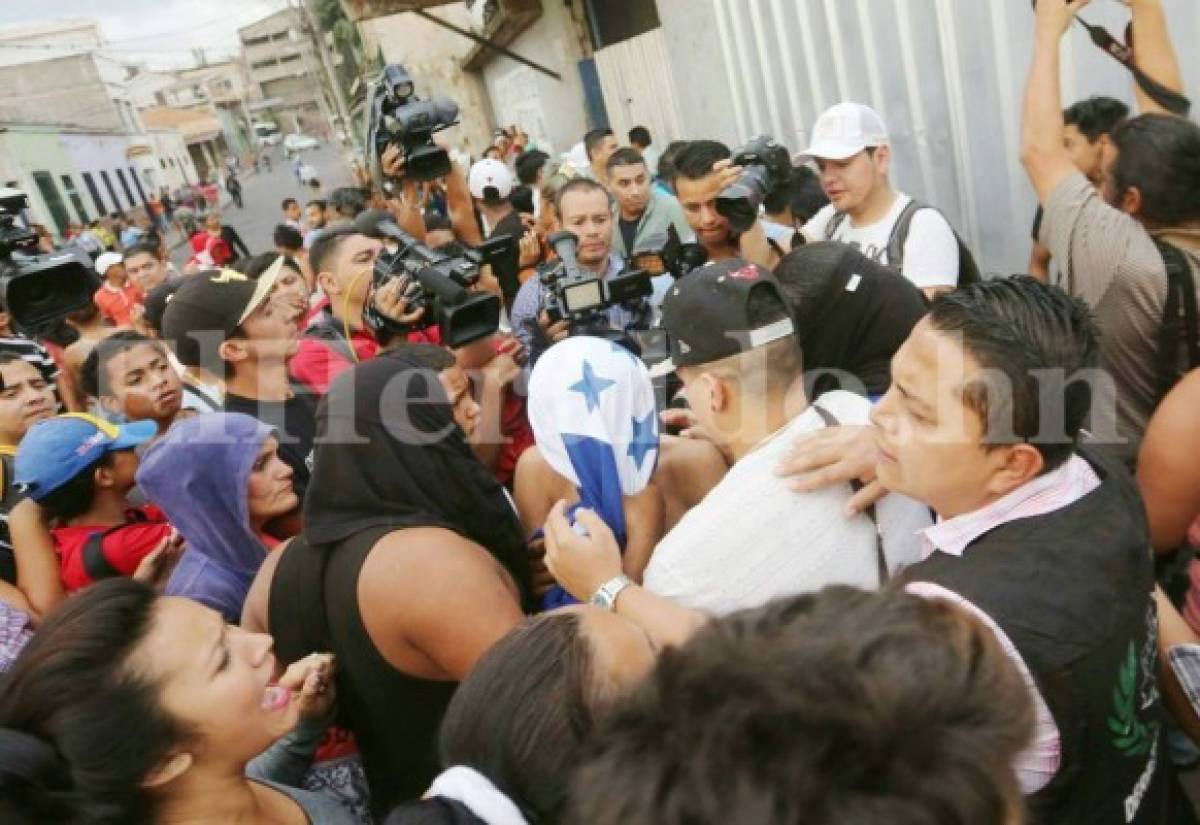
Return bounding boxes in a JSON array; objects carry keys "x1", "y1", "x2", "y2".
[{"x1": 642, "y1": 259, "x2": 928, "y2": 615}]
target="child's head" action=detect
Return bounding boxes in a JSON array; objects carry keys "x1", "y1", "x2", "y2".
[{"x1": 15, "y1": 414, "x2": 157, "y2": 520}]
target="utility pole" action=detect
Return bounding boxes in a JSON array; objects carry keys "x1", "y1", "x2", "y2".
[{"x1": 300, "y1": 0, "x2": 355, "y2": 149}]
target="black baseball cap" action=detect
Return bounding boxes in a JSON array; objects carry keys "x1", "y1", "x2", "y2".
[
  {"x1": 161, "y1": 263, "x2": 281, "y2": 366},
  {"x1": 648, "y1": 259, "x2": 796, "y2": 379}
]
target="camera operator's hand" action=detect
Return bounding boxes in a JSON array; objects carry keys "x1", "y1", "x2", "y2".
[
  {"x1": 498, "y1": 334, "x2": 527, "y2": 367},
  {"x1": 537, "y1": 310, "x2": 570, "y2": 345},
  {"x1": 483, "y1": 345, "x2": 522, "y2": 391},
  {"x1": 380, "y1": 143, "x2": 407, "y2": 179},
  {"x1": 519, "y1": 230, "x2": 541, "y2": 269},
  {"x1": 1035, "y1": 0, "x2": 1090, "y2": 39},
  {"x1": 372, "y1": 277, "x2": 425, "y2": 326},
  {"x1": 711, "y1": 157, "x2": 745, "y2": 193}
]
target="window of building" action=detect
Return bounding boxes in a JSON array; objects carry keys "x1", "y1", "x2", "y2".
[
  {"x1": 30, "y1": 171, "x2": 69, "y2": 237},
  {"x1": 59, "y1": 174, "x2": 89, "y2": 223},
  {"x1": 81, "y1": 171, "x2": 106, "y2": 216},
  {"x1": 585, "y1": 0, "x2": 661, "y2": 50},
  {"x1": 99, "y1": 170, "x2": 121, "y2": 214}
]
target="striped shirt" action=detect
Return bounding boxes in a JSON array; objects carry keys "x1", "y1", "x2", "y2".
[
  {"x1": 0, "y1": 335, "x2": 60, "y2": 388},
  {"x1": 907, "y1": 453, "x2": 1101, "y2": 795}
]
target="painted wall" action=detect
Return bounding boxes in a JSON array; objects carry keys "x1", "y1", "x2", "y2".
[
  {"x1": 479, "y1": 0, "x2": 590, "y2": 157},
  {"x1": 0, "y1": 129, "x2": 85, "y2": 235},
  {"x1": 359, "y1": 5, "x2": 495, "y2": 158}
]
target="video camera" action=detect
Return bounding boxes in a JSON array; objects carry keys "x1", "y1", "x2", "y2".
[
  {"x1": 539, "y1": 231, "x2": 654, "y2": 341},
  {"x1": 717, "y1": 135, "x2": 793, "y2": 235},
  {"x1": 627, "y1": 224, "x2": 709, "y2": 281},
  {"x1": 355, "y1": 210, "x2": 507, "y2": 348},
  {"x1": 0, "y1": 189, "x2": 98, "y2": 330},
  {"x1": 367, "y1": 64, "x2": 460, "y2": 183}
]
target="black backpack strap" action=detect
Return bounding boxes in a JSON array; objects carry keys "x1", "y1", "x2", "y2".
[
  {"x1": 81, "y1": 529, "x2": 123, "y2": 583},
  {"x1": 885, "y1": 199, "x2": 924, "y2": 273},
  {"x1": 825, "y1": 211, "x2": 847, "y2": 241},
  {"x1": 887, "y1": 200, "x2": 983, "y2": 287},
  {"x1": 1154, "y1": 241, "x2": 1200, "y2": 402},
  {"x1": 810, "y1": 403, "x2": 888, "y2": 584}
]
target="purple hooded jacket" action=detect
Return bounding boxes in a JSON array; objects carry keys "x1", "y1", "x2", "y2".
[{"x1": 137, "y1": 413, "x2": 274, "y2": 622}]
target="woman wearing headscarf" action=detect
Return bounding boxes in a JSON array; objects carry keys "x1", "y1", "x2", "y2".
[
  {"x1": 773, "y1": 242, "x2": 928, "y2": 400},
  {"x1": 242, "y1": 343, "x2": 533, "y2": 819},
  {"x1": 137, "y1": 413, "x2": 298, "y2": 624},
  {"x1": 515, "y1": 337, "x2": 663, "y2": 609}
]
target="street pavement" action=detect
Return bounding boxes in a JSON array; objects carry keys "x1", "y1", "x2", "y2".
[{"x1": 169, "y1": 141, "x2": 356, "y2": 270}]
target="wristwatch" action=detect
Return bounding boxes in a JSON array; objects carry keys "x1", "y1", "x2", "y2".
[{"x1": 589, "y1": 574, "x2": 633, "y2": 612}]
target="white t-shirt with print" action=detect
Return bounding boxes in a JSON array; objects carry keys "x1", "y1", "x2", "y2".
[
  {"x1": 804, "y1": 194, "x2": 960, "y2": 290},
  {"x1": 642, "y1": 391, "x2": 930, "y2": 616}
]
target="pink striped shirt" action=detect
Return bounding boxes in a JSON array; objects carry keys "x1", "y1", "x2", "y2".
[{"x1": 907, "y1": 453, "x2": 1100, "y2": 795}]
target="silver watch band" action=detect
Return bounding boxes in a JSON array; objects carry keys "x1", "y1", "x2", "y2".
[{"x1": 589, "y1": 574, "x2": 633, "y2": 611}]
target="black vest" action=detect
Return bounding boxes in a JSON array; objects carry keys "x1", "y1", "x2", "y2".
[{"x1": 903, "y1": 447, "x2": 1168, "y2": 825}]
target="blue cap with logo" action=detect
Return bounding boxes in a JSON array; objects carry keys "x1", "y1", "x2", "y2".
[{"x1": 15, "y1": 413, "x2": 158, "y2": 501}]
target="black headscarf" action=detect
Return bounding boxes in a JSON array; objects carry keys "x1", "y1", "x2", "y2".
[
  {"x1": 775, "y1": 242, "x2": 928, "y2": 398},
  {"x1": 303, "y1": 346, "x2": 532, "y2": 609}
]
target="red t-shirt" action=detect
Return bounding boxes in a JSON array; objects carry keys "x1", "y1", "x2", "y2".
[
  {"x1": 93, "y1": 282, "x2": 145, "y2": 327},
  {"x1": 53, "y1": 504, "x2": 172, "y2": 592},
  {"x1": 289, "y1": 313, "x2": 443, "y2": 396}
]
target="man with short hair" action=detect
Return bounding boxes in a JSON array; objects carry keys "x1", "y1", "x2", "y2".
[
  {"x1": 282, "y1": 197, "x2": 303, "y2": 231},
  {"x1": 80, "y1": 331, "x2": 184, "y2": 435},
  {"x1": 0, "y1": 355, "x2": 56, "y2": 585},
  {"x1": 515, "y1": 149, "x2": 549, "y2": 217},
  {"x1": 288, "y1": 226, "x2": 423, "y2": 395},
  {"x1": 1029, "y1": 96, "x2": 1130, "y2": 281},
  {"x1": 800, "y1": 102, "x2": 961, "y2": 299},
  {"x1": 762, "y1": 166, "x2": 829, "y2": 253},
  {"x1": 672, "y1": 141, "x2": 777, "y2": 270},
  {"x1": 122, "y1": 241, "x2": 175, "y2": 294},
  {"x1": 568, "y1": 586, "x2": 1035, "y2": 825},
  {"x1": 468, "y1": 158, "x2": 523, "y2": 242},
  {"x1": 583, "y1": 128, "x2": 619, "y2": 185},
  {"x1": 605, "y1": 147, "x2": 693, "y2": 262},
  {"x1": 304, "y1": 198, "x2": 328, "y2": 249},
  {"x1": 627, "y1": 125, "x2": 659, "y2": 180},
  {"x1": 205, "y1": 212, "x2": 251, "y2": 261},
  {"x1": 1022, "y1": 0, "x2": 1196, "y2": 454},
  {"x1": 509, "y1": 178, "x2": 647, "y2": 367},
  {"x1": 163, "y1": 265, "x2": 316, "y2": 494},
  {"x1": 329, "y1": 187, "x2": 368, "y2": 223},
  {"x1": 780, "y1": 276, "x2": 1175, "y2": 822}
]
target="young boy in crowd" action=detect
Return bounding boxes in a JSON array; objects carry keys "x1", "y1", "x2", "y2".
[
  {"x1": 80, "y1": 331, "x2": 184, "y2": 434},
  {"x1": 92, "y1": 252, "x2": 145, "y2": 328},
  {"x1": 14, "y1": 414, "x2": 172, "y2": 592}
]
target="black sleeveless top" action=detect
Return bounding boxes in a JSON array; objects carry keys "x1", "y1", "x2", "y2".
[{"x1": 269, "y1": 526, "x2": 458, "y2": 818}]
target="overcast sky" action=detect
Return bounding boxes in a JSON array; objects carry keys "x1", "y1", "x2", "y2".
[{"x1": 0, "y1": 0, "x2": 290, "y2": 69}]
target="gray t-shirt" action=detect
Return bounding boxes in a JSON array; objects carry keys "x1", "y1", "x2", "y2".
[{"x1": 1040, "y1": 172, "x2": 1200, "y2": 451}]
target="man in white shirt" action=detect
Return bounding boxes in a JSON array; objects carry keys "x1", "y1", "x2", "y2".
[
  {"x1": 636, "y1": 259, "x2": 927, "y2": 615},
  {"x1": 801, "y1": 102, "x2": 961, "y2": 300}
]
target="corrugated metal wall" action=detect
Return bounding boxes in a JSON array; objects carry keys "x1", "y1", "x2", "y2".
[
  {"x1": 595, "y1": 29, "x2": 686, "y2": 149},
  {"x1": 701, "y1": 0, "x2": 1200, "y2": 276}
]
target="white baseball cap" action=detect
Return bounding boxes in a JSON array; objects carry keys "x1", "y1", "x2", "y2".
[
  {"x1": 468, "y1": 158, "x2": 514, "y2": 203},
  {"x1": 799, "y1": 102, "x2": 889, "y2": 161},
  {"x1": 95, "y1": 251, "x2": 124, "y2": 277}
]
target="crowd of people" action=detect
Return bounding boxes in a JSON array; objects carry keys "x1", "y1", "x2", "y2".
[{"x1": 0, "y1": 0, "x2": 1199, "y2": 822}]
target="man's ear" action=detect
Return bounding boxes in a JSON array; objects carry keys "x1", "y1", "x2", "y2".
[
  {"x1": 873, "y1": 144, "x2": 892, "y2": 176},
  {"x1": 141, "y1": 752, "x2": 193, "y2": 790},
  {"x1": 218, "y1": 339, "x2": 249, "y2": 366},
  {"x1": 708, "y1": 374, "x2": 732, "y2": 415},
  {"x1": 984, "y1": 443, "x2": 1045, "y2": 499},
  {"x1": 1120, "y1": 186, "x2": 1143, "y2": 218},
  {"x1": 316, "y1": 270, "x2": 339, "y2": 297}
]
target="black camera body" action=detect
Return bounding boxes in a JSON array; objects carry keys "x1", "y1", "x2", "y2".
[
  {"x1": 370, "y1": 64, "x2": 459, "y2": 182},
  {"x1": 539, "y1": 231, "x2": 653, "y2": 338},
  {"x1": 0, "y1": 189, "x2": 98, "y2": 330},
  {"x1": 628, "y1": 223, "x2": 709, "y2": 281},
  {"x1": 356, "y1": 210, "x2": 505, "y2": 348},
  {"x1": 717, "y1": 135, "x2": 793, "y2": 235}
]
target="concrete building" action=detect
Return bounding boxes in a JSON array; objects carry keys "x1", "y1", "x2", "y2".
[
  {"x1": 239, "y1": 8, "x2": 334, "y2": 137},
  {"x1": 0, "y1": 51, "x2": 144, "y2": 135},
  {"x1": 0, "y1": 122, "x2": 193, "y2": 237},
  {"x1": 140, "y1": 107, "x2": 228, "y2": 183},
  {"x1": 0, "y1": 18, "x2": 103, "y2": 68},
  {"x1": 127, "y1": 61, "x2": 257, "y2": 160}
]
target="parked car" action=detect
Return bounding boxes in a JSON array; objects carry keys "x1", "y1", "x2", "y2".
[{"x1": 284, "y1": 133, "x2": 320, "y2": 152}]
